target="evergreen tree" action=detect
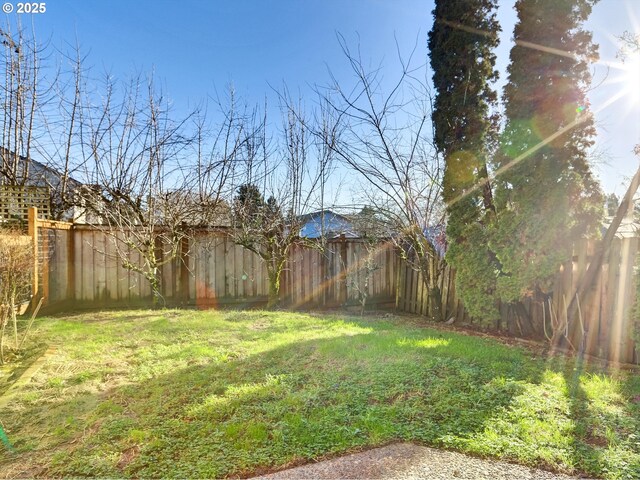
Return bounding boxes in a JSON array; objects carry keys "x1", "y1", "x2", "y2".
[
  {"x1": 235, "y1": 184, "x2": 266, "y2": 227},
  {"x1": 428, "y1": 0, "x2": 501, "y2": 323},
  {"x1": 491, "y1": 0, "x2": 603, "y2": 303},
  {"x1": 605, "y1": 193, "x2": 619, "y2": 217},
  {"x1": 232, "y1": 184, "x2": 289, "y2": 308}
]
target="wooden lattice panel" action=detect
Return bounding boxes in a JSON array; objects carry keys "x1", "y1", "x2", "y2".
[{"x1": 0, "y1": 185, "x2": 51, "y2": 221}]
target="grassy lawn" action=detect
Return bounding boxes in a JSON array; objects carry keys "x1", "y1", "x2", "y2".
[{"x1": 1, "y1": 310, "x2": 639, "y2": 479}]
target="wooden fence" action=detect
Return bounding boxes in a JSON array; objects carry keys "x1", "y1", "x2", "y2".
[
  {"x1": 27, "y1": 207, "x2": 639, "y2": 364},
  {"x1": 396, "y1": 237, "x2": 639, "y2": 365},
  {"x1": 34, "y1": 217, "x2": 397, "y2": 310}
]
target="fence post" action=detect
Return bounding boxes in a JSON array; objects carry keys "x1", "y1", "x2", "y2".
[
  {"x1": 395, "y1": 255, "x2": 401, "y2": 310},
  {"x1": 68, "y1": 225, "x2": 76, "y2": 302},
  {"x1": 339, "y1": 234, "x2": 348, "y2": 304},
  {"x1": 320, "y1": 243, "x2": 327, "y2": 308},
  {"x1": 28, "y1": 206, "x2": 39, "y2": 297},
  {"x1": 180, "y1": 228, "x2": 190, "y2": 302}
]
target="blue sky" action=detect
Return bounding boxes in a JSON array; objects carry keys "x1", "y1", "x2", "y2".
[{"x1": 7, "y1": 0, "x2": 640, "y2": 196}]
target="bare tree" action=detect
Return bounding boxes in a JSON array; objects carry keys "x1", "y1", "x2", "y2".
[
  {"x1": 0, "y1": 24, "x2": 42, "y2": 186},
  {"x1": 185, "y1": 89, "x2": 260, "y2": 226},
  {"x1": 36, "y1": 40, "x2": 87, "y2": 219},
  {"x1": 229, "y1": 95, "x2": 322, "y2": 308},
  {"x1": 320, "y1": 36, "x2": 446, "y2": 320},
  {"x1": 78, "y1": 73, "x2": 195, "y2": 305},
  {"x1": 0, "y1": 229, "x2": 33, "y2": 363},
  {"x1": 0, "y1": 23, "x2": 88, "y2": 221},
  {"x1": 344, "y1": 209, "x2": 391, "y2": 315}
]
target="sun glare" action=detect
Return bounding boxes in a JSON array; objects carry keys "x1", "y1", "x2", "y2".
[{"x1": 621, "y1": 53, "x2": 640, "y2": 104}]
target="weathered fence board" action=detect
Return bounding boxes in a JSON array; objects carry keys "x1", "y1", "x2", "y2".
[{"x1": 36, "y1": 223, "x2": 397, "y2": 311}]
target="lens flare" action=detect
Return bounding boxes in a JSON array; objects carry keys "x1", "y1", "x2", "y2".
[{"x1": 621, "y1": 54, "x2": 640, "y2": 104}]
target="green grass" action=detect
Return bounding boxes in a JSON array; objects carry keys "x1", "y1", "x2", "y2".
[{"x1": 1, "y1": 309, "x2": 639, "y2": 479}]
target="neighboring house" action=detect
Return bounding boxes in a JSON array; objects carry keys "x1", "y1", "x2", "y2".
[
  {"x1": 602, "y1": 214, "x2": 639, "y2": 239},
  {"x1": 298, "y1": 210, "x2": 359, "y2": 239},
  {"x1": 424, "y1": 224, "x2": 447, "y2": 257},
  {"x1": 160, "y1": 191, "x2": 232, "y2": 227},
  {"x1": 0, "y1": 150, "x2": 92, "y2": 222},
  {"x1": 297, "y1": 210, "x2": 448, "y2": 260}
]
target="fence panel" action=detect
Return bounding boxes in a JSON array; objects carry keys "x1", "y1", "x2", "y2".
[{"x1": 37, "y1": 226, "x2": 398, "y2": 310}]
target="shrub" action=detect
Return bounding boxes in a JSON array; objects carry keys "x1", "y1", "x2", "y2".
[{"x1": 0, "y1": 229, "x2": 34, "y2": 363}]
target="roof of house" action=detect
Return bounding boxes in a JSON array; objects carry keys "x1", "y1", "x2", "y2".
[
  {"x1": 298, "y1": 210, "x2": 358, "y2": 239},
  {"x1": 1, "y1": 149, "x2": 83, "y2": 191},
  {"x1": 424, "y1": 224, "x2": 447, "y2": 257},
  {"x1": 602, "y1": 215, "x2": 639, "y2": 239},
  {"x1": 297, "y1": 210, "x2": 352, "y2": 223}
]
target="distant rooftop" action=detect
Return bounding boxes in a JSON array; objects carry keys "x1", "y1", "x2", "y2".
[{"x1": 603, "y1": 215, "x2": 639, "y2": 239}]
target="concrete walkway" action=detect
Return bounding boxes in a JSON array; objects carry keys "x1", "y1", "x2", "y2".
[{"x1": 254, "y1": 443, "x2": 584, "y2": 480}]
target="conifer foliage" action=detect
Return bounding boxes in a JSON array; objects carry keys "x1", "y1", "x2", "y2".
[
  {"x1": 429, "y1": 0, "x2": 604, "y2": 326},
  {"x1": 491, "y1": 0, "x2": 603, "y2": 303},
  {"x1": 232, "y1": 184, "x2": 288, "y2": 308},
  {"x1": 428, "y1": 0, "x2": 501, "y2": 323}
]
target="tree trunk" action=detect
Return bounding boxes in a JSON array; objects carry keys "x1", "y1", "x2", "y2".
[
  {"x1": 149, "y1": 275, "x2": 163, "y2": 308},
  {"x1": 146, "y1": 260, "x2": 163, "y2": 309},
  {"x1": 266, "y1": 258, "x2": 286, "y2": 310},
  {"x1": 429, "y1": 286, "x2": 443, "y2": 322},
  {"x1": 267, "y1": 273, "x2": 280, "y2": 309},
  {"x1": 479, "y1": 163, "x2": 496, "y2": 216},
  {"x1": 425, "y1": 256, "x2": 443, "y2": 322},
  {"x1": 566, "y1": 165, "x2": 640, "y2": 330},
  {"x1": 0, "y1": 306, "x2": 7, "y2": 364},
  {"x1": 513, "y1": 301, "x2": 534, "y2": 337},
  {"x1": 11, "y1": 291, "x2": 17, "y2": 348}
]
